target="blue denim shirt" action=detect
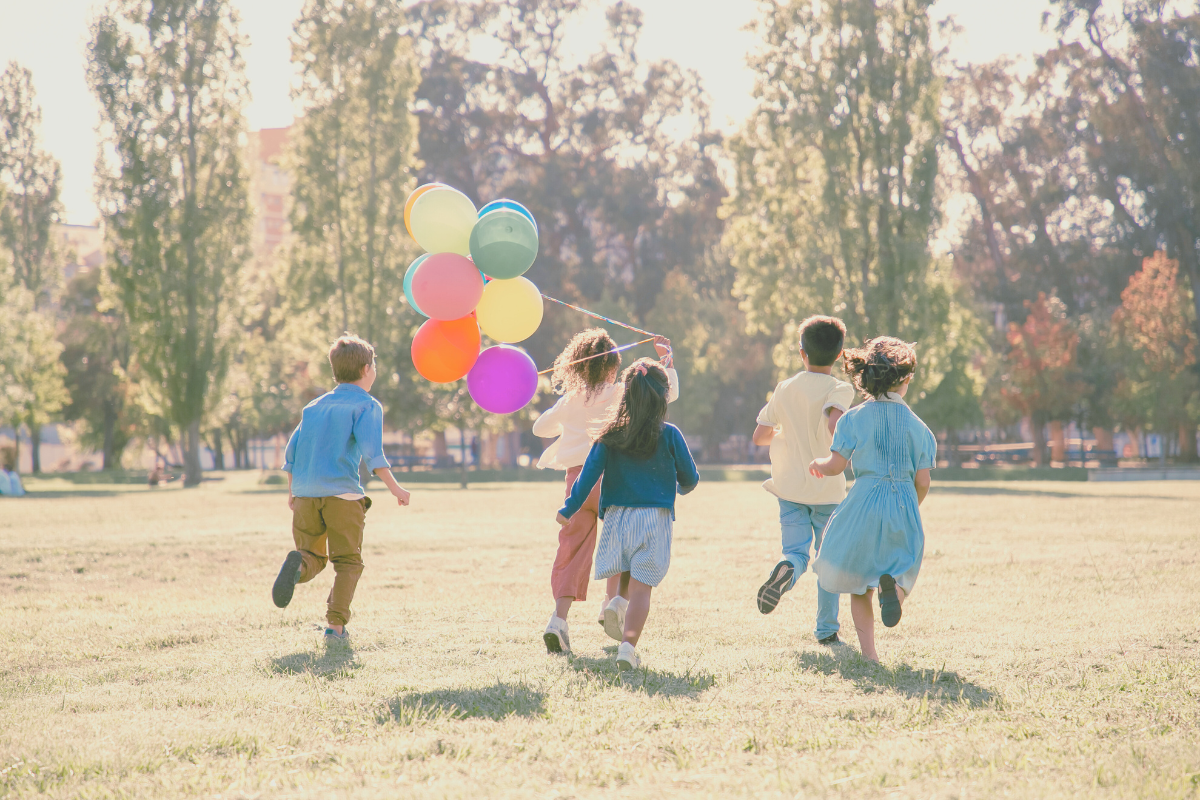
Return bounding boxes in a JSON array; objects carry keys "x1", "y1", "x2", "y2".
[
  {"x1": 282, "y1": 384, "x2": 391, "y2": 497},
  {"x1": 559, "y1": 423, "x2": 699, "y2": 520}
]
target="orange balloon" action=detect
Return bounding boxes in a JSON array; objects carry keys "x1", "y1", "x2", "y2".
[
  {"x1": 404, "y1": 183, "x2": 444, "y2": 240},
  {"x1": 411, "y1": 315, "x2": 481, "y2": 383}
]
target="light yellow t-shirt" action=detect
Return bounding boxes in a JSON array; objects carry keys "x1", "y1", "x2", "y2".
[{"x1": 757, "y1": 372, "x2": 856, "y2": 505}]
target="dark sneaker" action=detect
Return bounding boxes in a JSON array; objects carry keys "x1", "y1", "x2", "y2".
[
  {"x1": 272, "y1": 551, "x2": 304, "y2": 608},
  {"x1": 817, "y1": 633, "x2": 841, "y2": 645},
  {"x1": 879, "y1": 574, "x2": 902, "y2": 628},
  {"x1": 756, "y1": 560, "x2": 795, "y2": 614}
]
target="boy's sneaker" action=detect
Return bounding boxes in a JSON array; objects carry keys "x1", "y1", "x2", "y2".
[
  {"x1": 616, "y1": 641, "x2": 640, "y2": 671},
  {"x1": 272, "y1": 551, "x2": 304, "y2": 608},
  {"x1": 817, "y1": 633, "x2": 841, "y2": 645},
  {"x1": 756, "y1": 560, "x2": 795, "y2": 614},
  {"x1": 602, "y1": 596, "x2": 628, "y2": 642},
  {"x1": 323, "y1": 626, "x2": 350, "y2": 645},
  {"x1": 878, "y1": 574, "x2": 902, "y2": 628},
  {"x1": 543, "y1": 615, "x2": 571, "y2": 654}
]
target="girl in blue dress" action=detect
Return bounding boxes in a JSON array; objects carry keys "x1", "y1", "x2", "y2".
[{"x1": 808, "y1": 337, "x2": 936, "y2": 662}]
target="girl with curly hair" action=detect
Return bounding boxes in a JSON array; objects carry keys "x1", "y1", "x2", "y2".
[
  {"x1": 808, "y1": 336, "x2": 937, "y2": 662},
  {"x1": 556, "y1": 359, "x2": 699, "y2": 670},
  {"x1": 533, "y1": 329, "x2": 678, "y2": 655}
]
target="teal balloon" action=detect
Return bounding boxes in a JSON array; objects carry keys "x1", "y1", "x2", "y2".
[
  {"x1": 469, "y1": 209, "x2": 539, "y2": 280},
  {"x1": 478, "y1": 199, "x2": 537, "y2": 234},
  {"x1": 403, "y1": 254, "x2": 430, "y2": 316}
]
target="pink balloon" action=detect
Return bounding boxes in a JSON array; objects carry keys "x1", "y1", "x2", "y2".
[{"x1": 410, "y1": 253, "x2": 485, "y2": 321}]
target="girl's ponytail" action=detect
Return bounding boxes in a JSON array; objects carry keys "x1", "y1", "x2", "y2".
[
  {"x1": 597, "y1": 358, "x2": 670, "y2": 458},
  {"x1": 843, "y1": 337, "x2": 918, "y2": 399}
]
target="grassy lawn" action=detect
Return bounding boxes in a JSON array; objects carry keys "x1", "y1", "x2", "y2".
[{"x1": 1, "y1": 473, "x2": 1198, "y2": 798}]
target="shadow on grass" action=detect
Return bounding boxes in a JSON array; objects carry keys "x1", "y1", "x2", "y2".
[
  {"x1": 930, "y1": 485, "x2": 1183, "y2": 501},
  {"x1": 269, "y1": 647, "x2": 361, "y2": 680},
  {"x1": 379, "y1": 682, "x2": 547, "y2": 723},
  {"x1": 797, "y1": 649, "x2": 995, "y2": 707},
  {"x1": 568, "y1": 650, "x2": 716, "y2": 698}
]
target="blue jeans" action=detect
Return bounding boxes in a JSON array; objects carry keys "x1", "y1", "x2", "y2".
[{"x1": 779, "y1": 499, "x2": 840, "y2": 640}]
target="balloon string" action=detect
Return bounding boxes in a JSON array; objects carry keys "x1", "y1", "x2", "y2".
[
  {"x1": 537, "y1": 338, "x2": 655, "y2": 375},
  {"x1": 540, "y1": 294, "x2": 658, "y2": 338}
]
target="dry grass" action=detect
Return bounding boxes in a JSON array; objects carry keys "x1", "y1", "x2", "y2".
[{"x1": 1, "y1": 472, "x2": 1198, "y2": 798}]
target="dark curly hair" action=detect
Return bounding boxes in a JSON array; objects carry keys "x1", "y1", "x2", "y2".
[
  {"x1": 598, "y1": 358, "x2": 670, "y2": 459},
  {"x1": 843, "y1": 336, "x2": 918, "y2": 399},
  {"x1": 550, "y1": 328, "x2": 621, "y2": 401}
]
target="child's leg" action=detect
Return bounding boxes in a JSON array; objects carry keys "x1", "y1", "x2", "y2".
[
  {"x1": 616, "y1": 571, "x2": 631, "y2": 599},
  {"x1": 322, "y1": 497, "x2": 368, "y2": 631},
  {"x1": 850, "y1": 591, "x2": 878, "y2": 662},
  {"x1": 290, "y1": 498, "x2": 329, "y2": 582},
  {"x1": 622, "y1": 578, "x2": 653, "y2": 646},
  {"x1": 810, "y1": 504, "x2": 840, "y2": 640},
  {"x1": 550, "y1": 467, "x2": 601, "y2": 620},
  {"x1": 779, "y1": 501, "x2": 817, "y2": 584}
]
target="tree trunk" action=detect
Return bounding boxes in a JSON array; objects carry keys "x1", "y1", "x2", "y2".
[
  {"x1": 1049, "y1": 421, "x2": 1066, "y2": 465},
  {"x1": 1093, "y1": 426, "x2": 1116, "y2": 467},
  {"x1": 11, "y1": 420, "x2": 21, "y2": 473},
  {"x1": 945, "y1": 429, "x2": 960, "y2": 468},
  {"x1": 102, "y1": 403, "x2": 117, "y2": 471},
  {"x1": 28, "y1": 416, "x2": 42, "y2": 474},
  {"x1": 1180, "y1": 423, "x2": 1198, "y2": 463},
  {"x1": 210, "y1": 429, "x2": 225, "y2": 471},
  {"x1": 433, "y1": 430, "x2": 449, "y2": 467},
  {"x1": 1031, "y1": 413, "x2": 1048, "y2": 467},
  {"x1": 184, "y1": 419, "x2": 202, "y2": 487}
]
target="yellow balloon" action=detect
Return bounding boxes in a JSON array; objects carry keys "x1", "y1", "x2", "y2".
[
  {"x1": 475, "y1": 277, "x2": 544, "y2": 343},
  {"x1": 409, "y1": 187, "x2": 477, "y2": 255}
]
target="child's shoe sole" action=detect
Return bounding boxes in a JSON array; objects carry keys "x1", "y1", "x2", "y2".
[
  {"x1": 616, "y1": 653, "x2": 639, "y2": 671},
  {"x1": 603, "y1": 606, "x2": 624, "y2": 641},
  {"x1": 879, "y1": 574, "x2": 902, "y2": 628},
  {"x1": 756, "y1": 560, "x2": 795, "y2": 614},
  {"x1": 272, "y1": 551, "x2": 304, "y2": 608},
  {"x1": 543, "y1": 631, "x2": 567, "y2": 654}
]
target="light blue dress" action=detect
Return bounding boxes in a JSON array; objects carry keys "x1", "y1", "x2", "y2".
[{"x1": 813, "y1": 394, "x2": 937, "y2": 596}]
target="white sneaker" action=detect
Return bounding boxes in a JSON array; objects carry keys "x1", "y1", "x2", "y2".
[
  {"x1": 602, "y1": 596, "x2": 628, "y2": 642},
  {"x1": 543, "y1": 615, "x2": 570, "y2": 654},
  {"x1": 616, "y1": 641, "x2": 640, "y2": 671}
]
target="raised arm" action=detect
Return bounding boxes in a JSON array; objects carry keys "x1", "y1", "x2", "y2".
[{"x1": 558, "y1": 442, "x2": 607, "y2": 522}]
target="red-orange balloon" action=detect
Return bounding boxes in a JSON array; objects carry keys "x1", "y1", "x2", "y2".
[{"x1": 411, "y1": 315, "x2": 481, "y2": 383}]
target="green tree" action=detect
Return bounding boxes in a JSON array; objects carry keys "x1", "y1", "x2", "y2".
[
  {"x1": 725, "y1": 0, "x2": 943, "y2": 356},
  {"x1": 0, "y1": 286, "x2": 68, "y2": 473},
  {"x1": 88, "y1": 0, "x2": 252, "y2": 486},
  {"x1": 58, "y1": 268, "x2": 137, "y2": 470},
  {"x1": 0, "y1": 61, "x2": 62, "y2": 307},
  {"x1": 287, "y1": 0, "x2": 420, "y2": 343}
]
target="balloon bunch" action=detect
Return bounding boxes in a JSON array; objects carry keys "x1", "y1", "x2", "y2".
[{"x1": 403, "y1": 184, "x2": 544, "y2": 414}]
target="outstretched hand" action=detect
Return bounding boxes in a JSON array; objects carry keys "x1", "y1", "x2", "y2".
[
  {"x1": 808, "y1": 459, "x2": 826, "y2": 478},
  {"x1": 653, "y1": 335, "x2": 672, "y2": 364}
]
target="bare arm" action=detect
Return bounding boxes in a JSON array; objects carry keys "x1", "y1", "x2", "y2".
[
  {"x1": 752, "y1": 424, "x2": 776, "y2": 446},
  {"x1": 809, "y1": 452, "x2": 849, "y2": 477},
  {"x1": 826, "y1": 407, "x2": 844, "y2": 437},
  {"x1": 374, "y1": 467, "x2": 411, "y2": 507},
  {"x1": 914, "y1": 468, "x2": 931, "y2": 505}
]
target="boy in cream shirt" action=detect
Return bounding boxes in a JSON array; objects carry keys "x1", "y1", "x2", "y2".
[{"x1": 752, "y1": 316, "x2": 854, "y2": 644}]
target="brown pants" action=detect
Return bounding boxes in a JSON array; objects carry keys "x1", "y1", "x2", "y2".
[
  {"x1": 292, "y1": 496, "x2": 371, "y2": 627},
  {"x1": 551, "y1": 466, "x2": 601, "y2": 601}
]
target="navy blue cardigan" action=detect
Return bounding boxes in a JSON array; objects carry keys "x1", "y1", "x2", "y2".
[{"x1": 559, "y1": 423, "x2": 699, "y2": 520}]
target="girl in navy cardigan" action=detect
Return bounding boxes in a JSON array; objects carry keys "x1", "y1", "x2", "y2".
[{"x1": 557, "y1": 359, "x2": 699, "y2": 670}]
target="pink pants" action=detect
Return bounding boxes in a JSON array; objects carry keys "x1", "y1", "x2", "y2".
[{"x1": 551, "y1": 465, "x2": 601, "y2": 601}]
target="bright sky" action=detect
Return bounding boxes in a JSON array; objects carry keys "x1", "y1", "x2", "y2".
[{"x1": 0, "y1": 0, "x2": 1054, "y2": 225}]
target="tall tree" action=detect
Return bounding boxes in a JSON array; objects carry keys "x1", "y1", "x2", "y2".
[
  {"x1": 1110, "y1": 251, "x2": 1199, "y2": 459},
  {"x1": 88, "y1": 0, "x2": 252, "y2": 486},
  {"x1": 288, "y1": 0, "x2": 420, "y2": 344},
  {"x1": 724, "y1": 0, "x2": 947, "y2": 383},
  {"x1": 409, "y1": 1, "x2": 749, "y2": 452},
  {"x1": 0, "y1": 285, "x2": 68, "y2": 473},
  {"x1": 0, "y1": 61, "x2": 62, "y2": 307}
]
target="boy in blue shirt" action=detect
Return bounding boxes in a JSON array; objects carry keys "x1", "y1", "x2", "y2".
[{"x1": 272, "y1": 335, "x2": 411, "y2": 642}]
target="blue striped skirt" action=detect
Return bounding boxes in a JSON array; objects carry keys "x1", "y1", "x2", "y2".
[{"x1": 594, "y1": 506, "x2": 674, "y2": 587}]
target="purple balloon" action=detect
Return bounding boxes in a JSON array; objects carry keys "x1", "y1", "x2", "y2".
[{"x1": 468, "y1": 345, "x2": 538, "y2": 414}]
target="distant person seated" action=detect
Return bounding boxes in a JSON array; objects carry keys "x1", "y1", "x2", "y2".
[{"x1": 0, "y1": 467, "x2": 24, "y2": 497}]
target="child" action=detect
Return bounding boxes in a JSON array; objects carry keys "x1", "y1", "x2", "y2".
[
  {"x1": 271, "y1": 334, "x2": 412, "y2": 643},
  {"x1": 751, "y1": 316, "x2": 855, "y2": 645},
  {"x1": 808, "y1": 336, "x2": 936, "y2": 662},
  {"x1": 534, "y1": 329, "x2": 678, "y2": 654},
  {"x1": 556, "y1": 359, "x2": 699, "y2": 670}
]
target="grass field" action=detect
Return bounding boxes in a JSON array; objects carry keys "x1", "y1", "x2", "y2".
[{"x1": 1, "y1": 473, "x2": 1198, "y2": 799}]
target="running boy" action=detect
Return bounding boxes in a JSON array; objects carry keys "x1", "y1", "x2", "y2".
[
  {"x1": 751, "y1": 316, "x2": 854, "y2": 644},
  {"x1": 271, "y1": 334, "x2": 411, "y2": 643}
]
